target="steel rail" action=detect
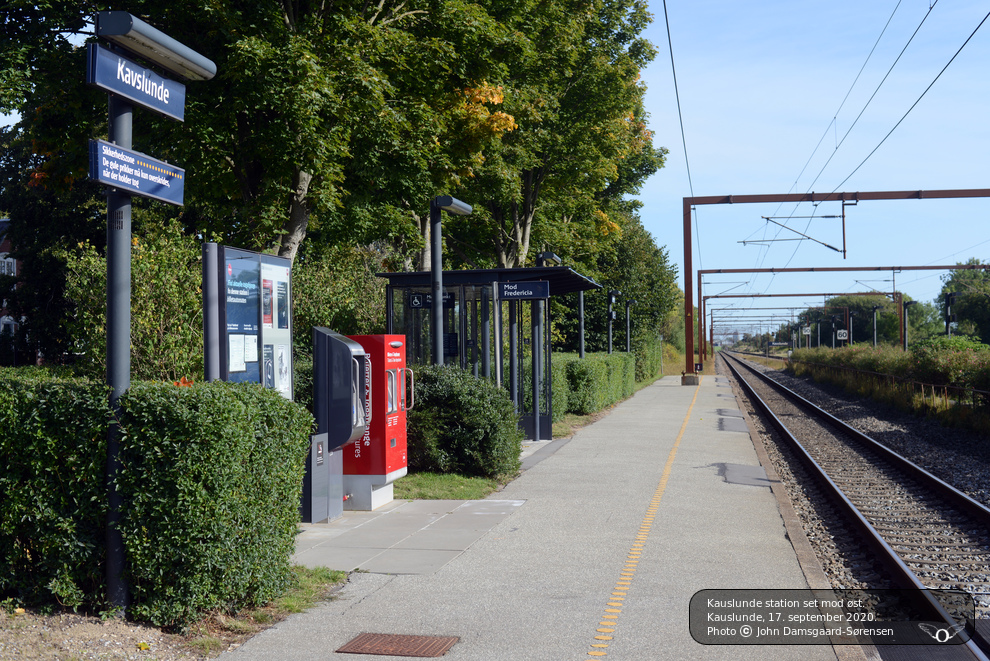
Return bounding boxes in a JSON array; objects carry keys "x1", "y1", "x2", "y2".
[{"x1": 721, "y1": 352, "x2": 990, "y2": 660}]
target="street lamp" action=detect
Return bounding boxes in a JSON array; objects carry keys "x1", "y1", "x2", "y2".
[
  {"x1": 430, "y1": 195, "x2": 472, "y2": 365},
  {"x1": 607, "y1": 290, "x2": 621, "y2": 354},
  {"x1": 903, "y1": 300, "x2": 919, "y2": 351},
  {"x1": 93, "y1": 10, "x2": 217, "y2": 614},
  {"x1": 625, "y1": 299, "x2": 636, "y2": 352},
  {"x1": 97, "y1": 11, "x2": 217, "y2": 80}
]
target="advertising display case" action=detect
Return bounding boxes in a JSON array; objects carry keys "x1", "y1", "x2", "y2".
[{"x1": 203, "y1": 243, "x2": 293, "y2": 400}]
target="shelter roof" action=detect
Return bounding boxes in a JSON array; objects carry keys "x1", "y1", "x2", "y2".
[{"x1": 377, "y1": 266, "x2": 601, "y2": 296}]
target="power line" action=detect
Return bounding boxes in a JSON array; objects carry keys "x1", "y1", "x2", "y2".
[
  {"x1": 755, "y1": 0, "x2": 905, "y2": 283},
  {"x1": 831, "y1": 8, "x2": 990, "y2": 192},
  {"x1": 764, "y1": 0, "x2": 931, "y2": 284},
  {"x1": 662, "y1": 0, "x2": 701, "y2": 269},
  {"x1": 781, "y1": 2, "x2": 937, "y2": 260},
  {"x1": 787, "y1": 0, "x2": 904, "y2": 198}
]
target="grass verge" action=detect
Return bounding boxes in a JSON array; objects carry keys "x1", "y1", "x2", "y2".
[
  {"x1": 180, "y1": 565, "x2": 346, "y2": 655},
  {"x1": 392, "y1": 472, "x2": 502, "y2": 500}
]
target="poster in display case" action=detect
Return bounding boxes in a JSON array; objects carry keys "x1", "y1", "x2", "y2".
[{"x1": 204, "y1": 244, "x2": 293, "y2": 400}]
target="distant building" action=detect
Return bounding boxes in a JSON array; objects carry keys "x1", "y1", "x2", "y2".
[{"x1": 0, "y1": 218, "x2": 21, "y2": 346}]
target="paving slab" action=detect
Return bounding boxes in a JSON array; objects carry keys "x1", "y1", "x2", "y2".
[{"x1": 222, "y1": 375, "x2": 841, "y2": 661}]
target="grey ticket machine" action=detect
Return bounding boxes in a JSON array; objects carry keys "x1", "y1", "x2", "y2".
[{"x1": 302, "y1": 328, "x2": 370, "y2": 523}]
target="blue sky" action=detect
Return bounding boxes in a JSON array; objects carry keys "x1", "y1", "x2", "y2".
[{"x1": 637, "y1": 0, "x2": 990, "y2": 335}]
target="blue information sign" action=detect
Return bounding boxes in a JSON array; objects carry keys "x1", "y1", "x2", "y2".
[
  {"x1": 89, "y1": 139, "x2": 185, "y2": 205},
  {"x1": 86, "y1": 44, "x2": 186, "y2": 121},
  {"x1": 499, "y1": 281, "x2": 550, "y2": 300}
]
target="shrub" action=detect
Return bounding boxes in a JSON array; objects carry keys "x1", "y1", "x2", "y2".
[
  {"x1": 550, "y1": 354, "x2": 579, "y2": 422},
  {"x1": 0, "y1": 369, "x2": 108, "y2": 607},
  {"x1": 631, "y1": 333, "x2": 665, "y2": 382},
  {"x1": 116, "y1": 382, "x2": 312, "y2": 627},
  {"x1": 407, "y1": 365, "x2": 522, "y2": 479},
  {"x1": 61, "y1": 219, "x2": 204, "y2": 382},
  {"x1": 0, "y1": 370, "x2": 313, "y2": 628},
  {"x1": 912, "y1": 336, "x2": 990, "y2": 390},
  {"x1": 566, "y1": 355, "x2": 610, "y2": 414},
  {"x1": 564, "y1": 352, "x2": 635, "y2": 414},
  {"x1": 521, "y1": 353, "x2": 576, "y2": 423}
]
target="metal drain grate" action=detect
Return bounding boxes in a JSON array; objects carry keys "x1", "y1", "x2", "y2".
[{"x1": 336, "y1": 633, "x2": 459, "y2": 657}]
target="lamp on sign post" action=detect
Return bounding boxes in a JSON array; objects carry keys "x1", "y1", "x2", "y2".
[
  {"x1": 96, "y1": 11, "x2": 217, "y2": 81},
  {"x1": 607, "y1": 290, "x2": 621, "y2": 354},
  {"x1": 429, "y1": 196, "x2": 472, "y2": 366}
]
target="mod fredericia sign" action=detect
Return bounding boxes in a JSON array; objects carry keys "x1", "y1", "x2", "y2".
[
  {"x1": 499, "y1": 281, "x2": 550, "y2": 300},
  {"x1": 86, "y1": 44, "x2": 185, "y2": 121}
]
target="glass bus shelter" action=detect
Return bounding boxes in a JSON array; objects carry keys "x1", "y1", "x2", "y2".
[{"x1": 379, "y1": 267, "x2": 600, "y2": 439}]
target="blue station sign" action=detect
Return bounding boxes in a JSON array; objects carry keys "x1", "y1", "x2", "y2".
[
  {"x1": 499, "y1": 281, "x2": 550, "y2": 300},
  {"x1": 89, "y1": 139, "x2": 185, "y2": 205},
  {"x1": 86, "y1": 44, "x2": 186, "y2": 121}
]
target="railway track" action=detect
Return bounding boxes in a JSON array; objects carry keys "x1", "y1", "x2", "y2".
[{"x1": 720, "y1": 351, "x2": 990, "y2": 659}]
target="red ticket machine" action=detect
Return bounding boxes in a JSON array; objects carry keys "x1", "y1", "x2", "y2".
[{"x1": 343, "y1": 335, "x2": 411, "y2": 509}]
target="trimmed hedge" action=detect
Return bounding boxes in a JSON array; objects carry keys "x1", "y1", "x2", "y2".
[
  {"x1": 0, "y1": 369, "x2": 109, "y2": 609},
  {"x1": 631, "y1": 334, "x2": 665, "y2": 382},
  {"x1": 563, "y1": 352, "x2": 636, "y2": 414},
  {"x1": 117, "y1": 382, "x2": 312, "y2": 627},
  {"x1": 0, "y1": 372, "x2": 312, "y2": 627},
  {"x1": 550, "y1": 354, "x2": 580, "y2": 422},
  {"x1": 407, "y1": 365, "x2": 522, "y2": 478}
]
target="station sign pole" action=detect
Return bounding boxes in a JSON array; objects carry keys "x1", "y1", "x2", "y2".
[
  {"x1": 104, "y1": 94, "x2": 132, "y2": 611},
  {"x1": 87, "y1": 11, "x2": 215, "y2": 613}
]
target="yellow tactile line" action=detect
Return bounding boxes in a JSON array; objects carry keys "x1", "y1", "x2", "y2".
[{"x1": 585, "y1": 378, "x2": 702, "y2": 658}]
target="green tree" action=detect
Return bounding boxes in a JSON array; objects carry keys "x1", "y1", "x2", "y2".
[
  {"x1": 444, "y1": 0, "x2": 662, "y2": 269},
  {"x1": 59, "y1": 218, "x2": 203, "y2": 381},
  {"x1": 0, "y1": 126, "x2": 106, "y2": 362},
  {"x1": 939, "y1": 259, "x2": 990, "y2": 342}
]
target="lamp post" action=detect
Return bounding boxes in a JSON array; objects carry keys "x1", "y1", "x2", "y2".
[
  {"x1": 607, "y1": 290, "x2": 621, "y2": 354},
  {"x1": 872, "y1": 305, "x2": 881, "y2": 347},
  {"x1": 625, "y1": 299, "x2": 636, "y2": 352},
  {"x1": 903, "y1": 300, "x2": 918, "y2": 351},
  {"x1": 531, "y1": 252, "x2": 560, "y2": 442},
  {"x1": 430, "y1": 196, "x2": 472, "y2": 366}
]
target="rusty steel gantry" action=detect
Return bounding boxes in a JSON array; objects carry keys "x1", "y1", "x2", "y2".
[{"x1": 681, "y1": 188, "x2": 990, "y2": 384}]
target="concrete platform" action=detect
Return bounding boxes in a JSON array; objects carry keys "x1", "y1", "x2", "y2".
[{"x1": 221, "y1": 375, "x2": 841, "y2": 660}]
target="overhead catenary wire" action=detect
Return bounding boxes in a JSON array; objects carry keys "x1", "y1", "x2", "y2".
[
  {"x1": 752, "y1": 0, "x2": 906, "y2": 283},
  {"x1": 662, "y1": 0, "x2": 701, "y2": 270},
  {"x1": 774, "y1": 0, "x2": 940, "y2": 275},
  {"x1": 829, "y1": 7, "x2": 990, "y2": 193}
]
